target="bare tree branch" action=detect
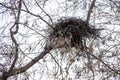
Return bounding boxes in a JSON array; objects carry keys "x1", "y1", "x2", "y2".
[
  {"x1": 1, "y1": 0, "x2": 22, "y2": 80},
  {"x1": 86, "y1": 0, "x2": 96, "y2": 23},
  {"x1": 109, "y1": 0, "x2": 120, "y2": 8},
  {"x1": 1, "y1": 46, "x2": 52, "y2": 79}
]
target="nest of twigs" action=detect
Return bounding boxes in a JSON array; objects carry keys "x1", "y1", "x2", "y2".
[{"x1": 48, "y1": 17, "x2": 102, "y2": 50}]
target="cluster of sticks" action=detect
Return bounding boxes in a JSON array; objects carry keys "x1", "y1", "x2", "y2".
[{"x1": 49, "y1": 17, "x2": 102, "y2": 49}]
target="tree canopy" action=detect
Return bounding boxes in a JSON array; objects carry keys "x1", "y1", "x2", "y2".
[{"x1": 0, "y1": 0, "x2": 120, "y2": 80}]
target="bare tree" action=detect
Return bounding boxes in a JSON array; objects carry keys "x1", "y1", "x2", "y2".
[{"x1": 0, "y1": 0, "x2": 120, "y2": 80}]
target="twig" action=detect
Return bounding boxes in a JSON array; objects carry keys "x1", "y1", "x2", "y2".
[
  {"x1": 35, "y1": 0, "x2": 53, "y2": 25},
  {"x1": 109, "y1": 0, "x2": 120, "y2": 8},
  {"x1": 0, "y1": 2, "x2": 53, "y2": 29},
  {"x1": 86, "y1": 51, "x2": 118, "y2": 74},
  {"x1": 86, "y1": 53, "x2": 95, "y2": 80},
  {"x1": 49, "y1": 53, "x2": 63, "y2": 75}
]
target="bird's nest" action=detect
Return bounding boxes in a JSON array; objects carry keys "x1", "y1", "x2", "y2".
[{"x1": 47, "y1": 17, "x2": 102, "y2": 50}]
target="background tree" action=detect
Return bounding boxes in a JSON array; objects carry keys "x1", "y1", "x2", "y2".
[{"x1": 0, "y1": 0, "x2": 120, "y2": 80}]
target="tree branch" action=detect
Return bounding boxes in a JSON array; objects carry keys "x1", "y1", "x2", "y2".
[
  {"x1": 1, "y1": 0, "x2": 22, "y2": 80},
  {"x1": 86, "y1": 0, "x2": 96, "y2": 23},
  {"x1": 1, "y1": 46, "x2": 52, "y2": 79}
]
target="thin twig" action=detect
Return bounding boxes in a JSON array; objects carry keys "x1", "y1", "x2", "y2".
[
  {"x1": 86, "y1": 53, "x2": 95, "y2": 80},
  {"x1": 0, "y1": 2, "x2": 53, "y2": 29},
  {"x1": 35, "y1": 0, "x2": 53, "y2": 25},
  {"x1": 49, "y1": 53, "x2": 63, "y2": 75},
  {"x1": 87, "y1": 51, "x2": 118, "y2": 74}
]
